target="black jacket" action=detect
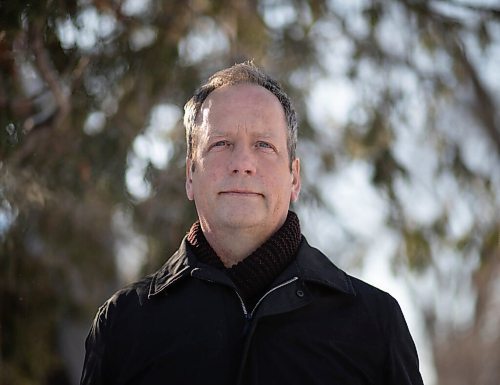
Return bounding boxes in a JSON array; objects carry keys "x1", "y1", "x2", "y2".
[{"x1": 81, "y1": 237, "x2": 424, "y2": 385}]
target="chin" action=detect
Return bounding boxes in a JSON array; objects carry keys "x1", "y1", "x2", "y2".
[
  {"x1": 219, "y1": 209, "x2": 265, "y2": 229},
  {"x1": 223, "y1": 215, "x2": 262, "y2": 229}
]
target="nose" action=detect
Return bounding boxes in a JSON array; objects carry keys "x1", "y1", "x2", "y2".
[{"x1": 228, "y1": 146, "x2": 256, "y2": 175}]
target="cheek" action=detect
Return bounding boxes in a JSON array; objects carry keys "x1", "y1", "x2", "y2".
[
  {"x1": 265, "y1": 173, "x2": 293, "y2": 199},
  {"x1": 206, "y1": 167, "x2": 221, "y2": 182},
  {"x1": 195, "y1": 162, "x2": 222, "y2": 188},
  {"x1": 201, "y1": 155, "x2": 224, "y2": 173}
]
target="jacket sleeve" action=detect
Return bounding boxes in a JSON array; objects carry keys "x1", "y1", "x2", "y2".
[
  {"x1": 385, "y1": 297, "x2": 424, "y2": 385},
  {"x1": 80, "y1": 302, "x2": 111, "y2": 385}
]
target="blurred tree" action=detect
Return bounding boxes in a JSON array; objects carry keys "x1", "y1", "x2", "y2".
[{"x1": 0, "y1": 0, "x2": 498, "y2": 384}]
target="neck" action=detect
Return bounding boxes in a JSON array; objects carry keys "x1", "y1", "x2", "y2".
[{"x1": 200, "y1": 219, "x2": 286, "y2": 268}]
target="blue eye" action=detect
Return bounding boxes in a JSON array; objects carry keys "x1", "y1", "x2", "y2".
[
  {"x1": 212, "y1": 140, "x2": 229, "y2": 148},
  {"x1": 256, "y1": 141, "x2": 274, "y2": 150}
]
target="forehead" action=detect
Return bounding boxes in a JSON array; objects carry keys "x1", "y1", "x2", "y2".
[{"x1": 198, "y1": 83, "x2": 286, "y2": 128}]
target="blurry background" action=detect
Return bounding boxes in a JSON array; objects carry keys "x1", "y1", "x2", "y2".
[{"x1": 1, "y1": 0, "x2": 499, "y2": 384}]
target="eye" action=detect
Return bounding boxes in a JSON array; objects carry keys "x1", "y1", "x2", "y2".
[
  {"x1": 209, "y1": 140, "x2": 231, "y2": 150},
  {"x1": 256, "y1": 141, "x2": 275, "y2": 151}
]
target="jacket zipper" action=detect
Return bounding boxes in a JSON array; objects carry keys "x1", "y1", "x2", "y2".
[
  {"x1": 234, "y1": 290, "x2": 249, "y2": 318},
  {"x1": 234, "y1": 290, "x2": 252, "y2": 336},
  {"x1": 235, "y1": 276, "x2": 299, "y2": 336},
  {"x1": 235, "y1": 276, "x2": 300, "y2": 320},
  {"x1": 249, "y1": 276, "x2": 299, "y2": 318}
]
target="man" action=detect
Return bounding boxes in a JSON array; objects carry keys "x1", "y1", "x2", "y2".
[{"x1": 80, "y1": 62, "x2": 424, "y2": 385}]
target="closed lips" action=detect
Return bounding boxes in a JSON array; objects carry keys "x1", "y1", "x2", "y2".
[{"x1": 220, "y1": 190, "x2": 262, "y2": 196}]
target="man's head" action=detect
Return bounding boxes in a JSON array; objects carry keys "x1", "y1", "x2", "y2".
[
  {"x1": 184, "y1": 62, "x2": 298, "y2": 169},
  {"x1": 183, "y1": 63, "x2": 301, "y2": 242}
]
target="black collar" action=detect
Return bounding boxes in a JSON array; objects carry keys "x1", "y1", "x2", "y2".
[{"x1": 148, "y1": 236, "x2": 356, "y2": 299}]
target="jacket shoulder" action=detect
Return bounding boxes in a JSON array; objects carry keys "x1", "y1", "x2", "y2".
[
  {"x1": 348, "y1": 274, "x2": 403, "y2": 315},
  {"x1": 298, "y1": 237, "x2": 400, "y2": 312},
  {"x1": 90, "y1": 274, "x2": 154, "y2": 337},
  {"x1": 107, "y1": 274, "x2": 154, "y2": 309},
  {"x1": 346, "y1": 274, "x2": 410, "y2": 337},
  {"x1": 95, "y1": 240, "x2": 192, "y2": 331},
  {"x1": 349, "y1": 275, "x2": 396, "y2": 301}
]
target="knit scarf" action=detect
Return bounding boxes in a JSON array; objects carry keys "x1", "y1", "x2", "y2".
[{"x1": 186, "y1": 211, "x2": 302, "y2": 309}]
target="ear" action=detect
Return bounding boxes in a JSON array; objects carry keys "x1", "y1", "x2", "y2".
[
  {"x1": 290, "y1": 158, "x2": 301, "y2": 202},
  {"x1": 186, "y1": 158, "x2": 194, "y2": 201}
]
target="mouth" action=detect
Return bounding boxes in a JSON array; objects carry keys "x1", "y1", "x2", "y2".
[{"x1": 219, "y1": 190, "x2": 263, "y2": 197}]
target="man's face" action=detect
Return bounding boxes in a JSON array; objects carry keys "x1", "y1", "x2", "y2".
[{"x1": 186, "y1": 83, "x2": 301, "y2": 237}]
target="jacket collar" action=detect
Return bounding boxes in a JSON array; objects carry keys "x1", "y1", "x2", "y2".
[
  {"x1": 148, "y1": 238, "x2": 193, "y2": 298},
  {"x1": 148, "y1": 235, "x2": 356, "y2": 298},
  {"x1": 294, "y1": 237, "x2": 356, "y2": 296}
]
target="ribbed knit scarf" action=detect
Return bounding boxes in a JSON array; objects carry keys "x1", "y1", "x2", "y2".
[{"x1": 186, "y1": 211, "x2": 302, "y2": 309}]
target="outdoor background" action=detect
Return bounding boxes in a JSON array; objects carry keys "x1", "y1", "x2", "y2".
[{"x1": 1, "y1": 1, "x2": 499, "y2": 384}]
